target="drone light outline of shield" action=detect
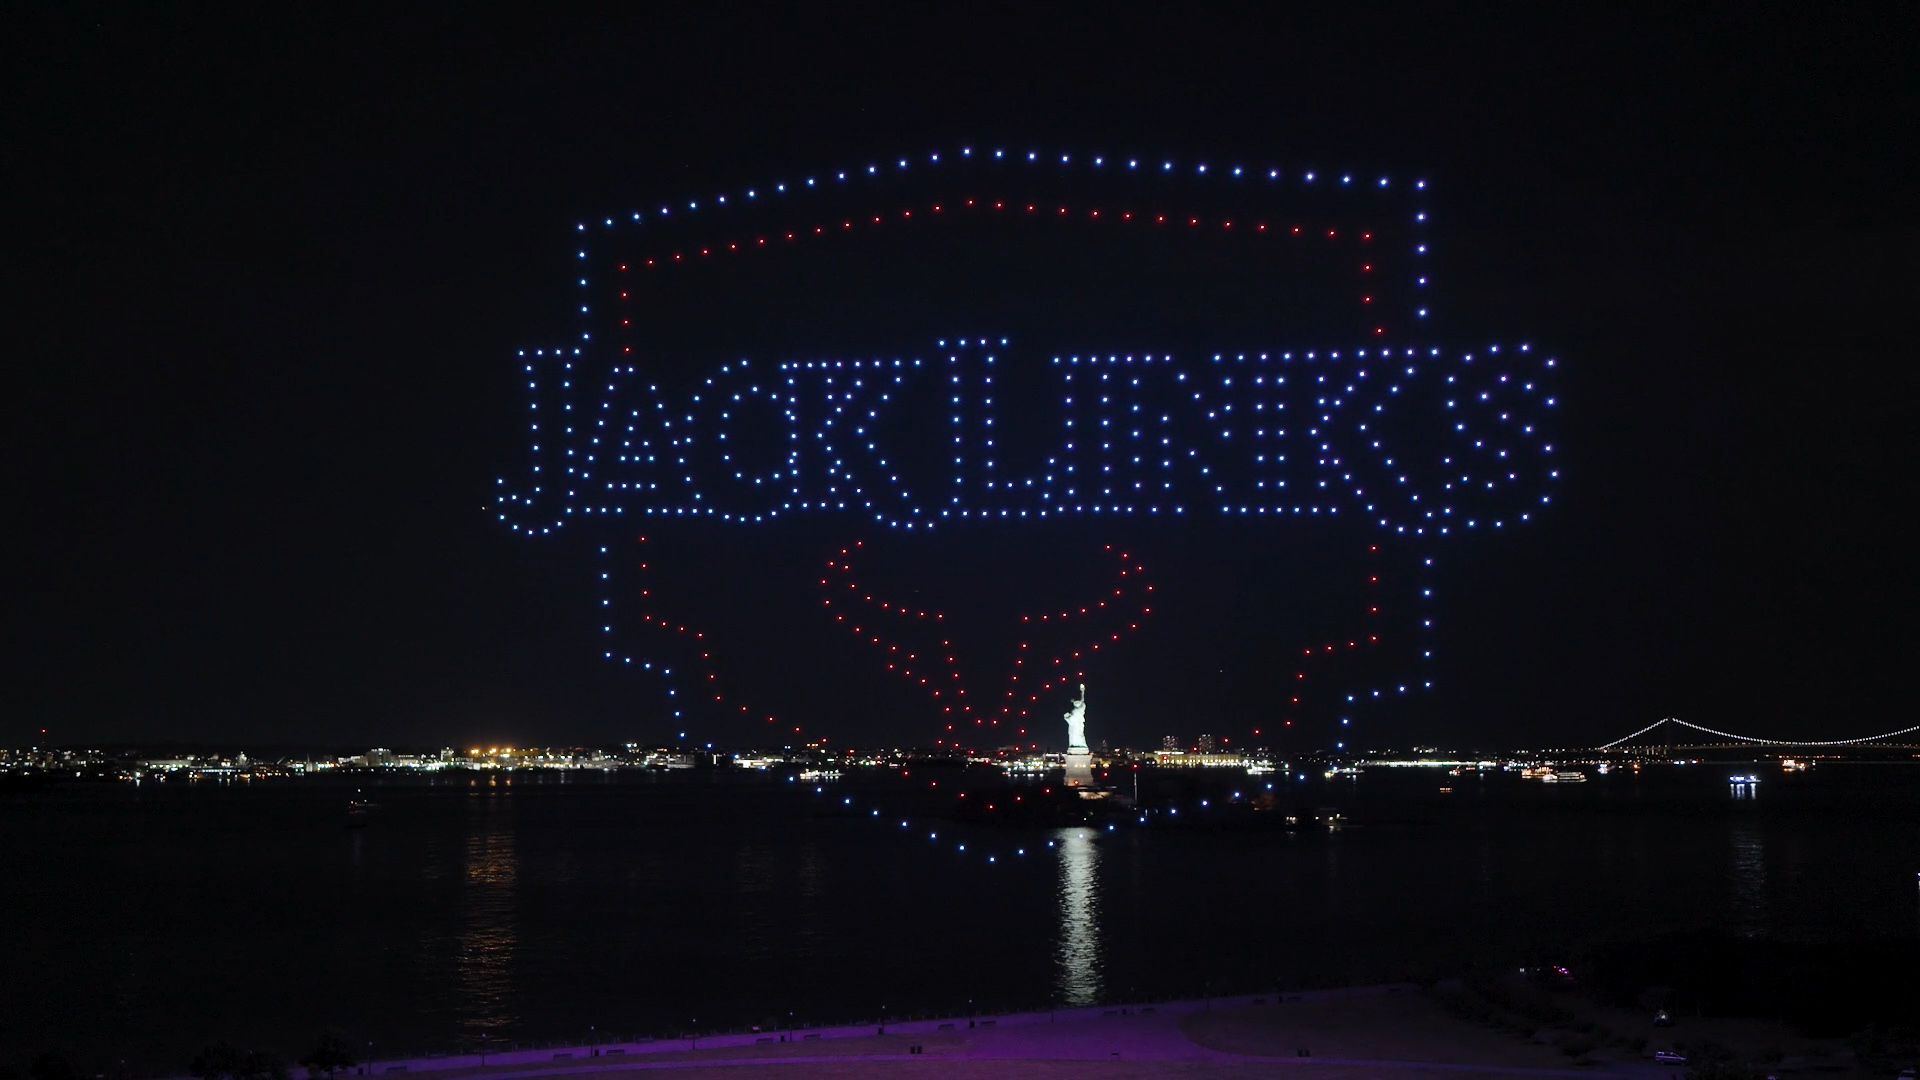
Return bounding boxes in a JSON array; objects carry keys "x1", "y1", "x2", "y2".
[{"x1": 497, "y1": 146, "x2": 1562, "y2": 749}]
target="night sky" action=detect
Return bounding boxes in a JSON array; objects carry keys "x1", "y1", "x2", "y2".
[{"x1": 11, "y1": 6, "x2": 1914, "y2": 751}]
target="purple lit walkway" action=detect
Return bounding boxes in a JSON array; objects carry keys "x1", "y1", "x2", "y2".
[{"x1": 318, "y1": 986, "x2": 1688, "y2": 1079}]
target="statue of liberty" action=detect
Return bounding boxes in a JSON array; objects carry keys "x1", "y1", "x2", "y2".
[{"x1": 1063, "y1": 683, "x2": 1089, "y2": 753}]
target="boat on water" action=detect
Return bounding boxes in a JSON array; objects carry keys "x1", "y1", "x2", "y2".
[
  {"x1": 346, "y1": 791, "x2": 382, "y2": 827},
  {"x1": 1540, "y1": 770, "x2": 1587, "y2": 783}
]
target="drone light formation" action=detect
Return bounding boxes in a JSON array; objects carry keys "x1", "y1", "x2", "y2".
[
  {"x1": 499, "y1": 145, "x2": 1562, "y2": 749},
  {"x1": 821, "y1": 541, "x2": 1154, "y2": 746}
]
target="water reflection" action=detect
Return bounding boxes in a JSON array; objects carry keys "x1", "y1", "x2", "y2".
[
  {"x1": 731, "y1": 844, "x2": 779, "y2": 961},
  {"x1": 1727, "y1": 822, "x2": 1767, "y2": 938},
  {"x1": 1054, "y1": 828, "x2": 1102, "y2": 1005},
  {"x1": 456, "y1": 793, "x2": 519, "y2": 1042},
  {"x1": 794, "y1": 841, "x2": 827, "y2": 957}
]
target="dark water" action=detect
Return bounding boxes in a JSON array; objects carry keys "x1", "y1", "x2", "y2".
[{"x1": 4, "y1": 765, "x2": 1917, "y2": 1071}]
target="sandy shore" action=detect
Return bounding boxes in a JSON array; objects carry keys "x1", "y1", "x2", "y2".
[{"x1": 335, "y1": 985, "x2": 1691, "y2": 1080}]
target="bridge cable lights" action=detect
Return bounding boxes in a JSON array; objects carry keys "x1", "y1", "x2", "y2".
[{"x1": 1598, "y1": 716, "x2": 1920, "y2": 751}]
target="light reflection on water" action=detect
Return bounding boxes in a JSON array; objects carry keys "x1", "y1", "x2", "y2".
[
  {"x1": 730, "y1": 842, "x2": 781, "y2": 960},
  {"x1": 1054, "y1": 827, "x2": 1102, "y2": 1005},
  {"x1": 1728, "y1": 822, "x2": 1768, "y2": 939},
  {"x1": 456, "y1": 792, "x2": 518, "y2": 1042},
  {"x1": 794, "y1": 841, "x2": 827, "y2": 957},
  {"x1": 7, "y1": 769, "x2": 1918, "y2": 1069}
]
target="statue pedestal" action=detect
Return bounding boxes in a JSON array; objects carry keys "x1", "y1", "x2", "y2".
[{"x1": 1064, "y1": 750, "x2": 1094, "y2": 788}]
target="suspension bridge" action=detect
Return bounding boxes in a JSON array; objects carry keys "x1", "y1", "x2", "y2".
[{"x1": 1595, "y1": 717, "x2": 1920, "y2": 754}]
